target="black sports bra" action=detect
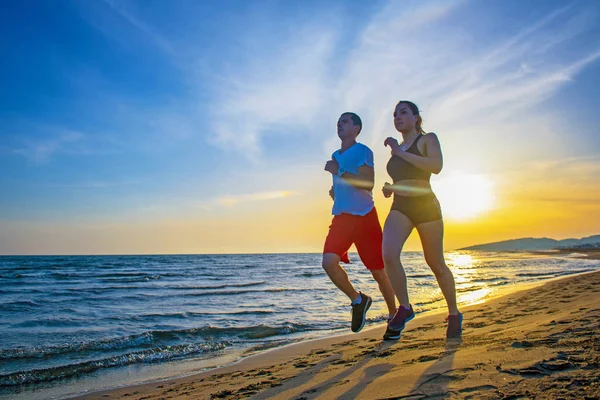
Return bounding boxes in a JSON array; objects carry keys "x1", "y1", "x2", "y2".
[{"x1": 386, "y1": 135, "x2": 431, "y2": 182}]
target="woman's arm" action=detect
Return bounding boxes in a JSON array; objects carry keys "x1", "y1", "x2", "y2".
[{"x1": 390, "y1": 133, "x2": 443, "y2": 174}]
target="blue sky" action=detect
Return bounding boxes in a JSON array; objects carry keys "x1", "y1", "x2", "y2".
[{"x1": 1, "y1": 0, "x2": 600, "y2": 254}]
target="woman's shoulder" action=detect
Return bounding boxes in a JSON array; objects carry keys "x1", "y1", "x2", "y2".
[{"x1": 422, "y1": 132, "x2": 439, "y2": 142}]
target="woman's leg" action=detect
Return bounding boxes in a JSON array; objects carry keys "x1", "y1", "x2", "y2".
[
  {"x1": 382, "y1": 210, "x2": 414, "y2": 307},
  {"x1": 415, "y1": 219, "x2": 459, "y2": 315}
]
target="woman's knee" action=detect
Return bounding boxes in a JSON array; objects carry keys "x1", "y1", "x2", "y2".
[
  {"x1": 382, "y1": 247, "x2": 401, "y2": 265},
  {"x1": 426, "y1": 259, "x2": 452, "y2": 277}
]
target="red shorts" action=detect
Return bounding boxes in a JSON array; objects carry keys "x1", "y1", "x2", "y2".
[{"x1": 323, "y1": 207, "x2": 384, "y2": 270}]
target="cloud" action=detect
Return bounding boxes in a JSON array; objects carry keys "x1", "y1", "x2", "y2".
[
  {"x1": 529, "y1": 156, "x2": 600, "y2": 181},
  {"x1": 80, "y1": 1, "x2": 341, "y2": 159},
  {"x1": 42, "y1": 179, "x2": 145, "y2": 189},
  {"x1": 209, "y1": 190, "x2": 295, "y2": 207},
  {"x1": 99, "y1": 0, "x2": 176, "y2": 55},
  {"x1": 207, "y1": 25, "x2": 338, "y2": 160},
  {"x1": 342, "y1": 1, "x2": 598, "y2": 129},
  {"x1": 13, "y1": 130, "x2": 85, "y2": 163},
  {"x1": 305, "y1": 0, "x2": 600, "y2": 181},
  {"x1": 503, "y1": 155, "x2": 600, "y2": 205},
  {"x1": 76, "y1": 0, "x2": 600, "y2": 166}
]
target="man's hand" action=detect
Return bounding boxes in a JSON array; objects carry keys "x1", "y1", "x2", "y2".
[
  {"x1": 382, "y1": 182, "x2": 393, "y2": 198},
  {"x1": 324, "y1": 159, "x2": 339, "y2": 175},
  {"x1": 329, "y1": 186, "x2": 335, "y2": 200}
]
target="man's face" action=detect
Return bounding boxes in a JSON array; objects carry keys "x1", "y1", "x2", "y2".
[{"x1": 337, "y1": 114, "x2": 358, "y2": 140}]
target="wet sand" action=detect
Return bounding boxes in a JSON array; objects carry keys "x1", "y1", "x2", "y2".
[{"x1": 78, "y1": 266, "x2": 600, "y2": 400}]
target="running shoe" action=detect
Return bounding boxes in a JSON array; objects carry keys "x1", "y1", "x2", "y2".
[
  {"x1": 446, "y1": 313, "x2": 463, "y2": 338},
  {"x1": 388, "y1": 304, "x2": 415, "y2": 332},
  {"x1": 350, "y1": 292, "x2": 372, "y2": 332}
]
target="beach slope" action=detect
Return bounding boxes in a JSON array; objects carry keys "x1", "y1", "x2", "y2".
[{"x1": 80, "y1": 270, "x2": 600, "y2": 399}]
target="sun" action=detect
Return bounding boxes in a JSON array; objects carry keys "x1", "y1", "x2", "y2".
[{"x1": 432, "y1": 173, "x2": 495, "y2": 220}]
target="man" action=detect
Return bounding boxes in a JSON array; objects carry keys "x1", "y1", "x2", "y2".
[{"x1": 323, "y1": 112, "x2": 398, "y2": 338}]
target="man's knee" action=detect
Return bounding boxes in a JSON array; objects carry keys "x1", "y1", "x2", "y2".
[
  {"x1": 370, "y1": 268, "x2": 388, "y2": 282},
  {"x1": 322, "y1": 253, "x2": 341, "y2": 271}
]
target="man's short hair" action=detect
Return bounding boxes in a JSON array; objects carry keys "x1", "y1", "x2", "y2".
[{"x1": 341, "y1": 112, "x2": 362, "y2": 134}]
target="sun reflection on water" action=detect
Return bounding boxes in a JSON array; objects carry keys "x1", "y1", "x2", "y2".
[{"x1": 447, "y1": 252, "x2": 494, "y2": 305}]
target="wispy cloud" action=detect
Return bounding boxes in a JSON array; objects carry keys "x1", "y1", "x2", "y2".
[
  {"x1": 77, "y1": 0, "x2": 600, "y2": 167},
  {"x1": 42, "y1": 179, "x2": 145, "y2": 189},
  {"x1": 309, "y1": 1, "x2": 600, "y2": 178},
  {"x1": 504, "y1": 156, "x2": 600, "y2": 204},
  {"x1": 201, "y1": 0, "x2": 600, "y2": 164},
  {"x1": 99, "y1": 0, "x2": 176, "y2": 55},
  {"x1": 529, "y1": 156, "x2": 600, "y2": 181},
  {"x1": 207, "y1": 25, "x2": 338, "y2": 159},
  {"x1": 208, "y1": 190, "x2": 295, "y2": 207},
  {"x1": 343, "y1": 1, "x2": 598, "y2": 126},
  {"x1": 13, "y1": 130, "x2": 85, "y2": 163}
]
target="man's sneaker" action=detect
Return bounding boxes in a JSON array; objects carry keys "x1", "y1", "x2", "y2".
[
  {"x1": 383, "y1": 324, "x2": 401, "y2": 340},
  {"x1": 388, "y1": 304, "x2": 415, "y2": 331},
  {"x1": 446, "y1": 313, "x2": 463, "y2": 338},
  {"x1": 350, "y1": 292, "x2": 372, "y2": 332}
]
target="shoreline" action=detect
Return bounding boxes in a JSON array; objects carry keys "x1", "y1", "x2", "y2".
[
  {"x1": 77, "y1": 268, "x2": 600, "y2": 399},
  {"x1": 505, "y1": 248, "x2": 600, "y2": 260},
  {"x1": 545, "y1": 248, "x2": 600, "y2": 260}
]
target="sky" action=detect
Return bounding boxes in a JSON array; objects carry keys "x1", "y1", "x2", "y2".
[{"x1": 1, "y1": 0, "x2": 600, "y2": 255}]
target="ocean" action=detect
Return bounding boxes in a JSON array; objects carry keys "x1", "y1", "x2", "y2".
[{"x1": 1, "y1": 251, "x2": 599, "y2": 399}]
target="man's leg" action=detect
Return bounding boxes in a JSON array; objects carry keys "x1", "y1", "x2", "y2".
[
  {"x1": 369, "y1": 268, "x2": 397, "y2": 317},
  {"x1": 323, "y1": 214, "x2": 372, "y2": 332},
  {"x1": 322, "y1": 252, "x2": 359, "y2": 302},
  {"x1": 354, "y1": 207, "x2": 397, "y2": 316},
  {"x1": 322, "y1": 214, "x2": 359, "y2": 302}
]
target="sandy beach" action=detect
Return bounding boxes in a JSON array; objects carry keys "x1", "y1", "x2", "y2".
[{"x1": 78, "y1": 258, "x2": 600, "y2": 400}]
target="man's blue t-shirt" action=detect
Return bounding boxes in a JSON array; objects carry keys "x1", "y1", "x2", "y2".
[{"x1": 331, "y1": 142, "x2": 375, "y2": 216}]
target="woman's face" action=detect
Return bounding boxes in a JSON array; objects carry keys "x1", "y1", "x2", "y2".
[{"x1": 393, "y1": 103, "x2": 418, "y2": 133}]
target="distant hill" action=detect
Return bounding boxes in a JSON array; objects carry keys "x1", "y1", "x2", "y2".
[{"x1": 459, "y1": 235, "x2": 600, "y2": 251}]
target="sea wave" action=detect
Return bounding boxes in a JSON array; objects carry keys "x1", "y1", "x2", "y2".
[
  {"x1": 0, "y1": 323, "x2": 311, "y2": 361},
  {"x1": 0, "y1": 341, "x2": 229, "y2": 387},
  {"x1": 516, "y1": 268, "x2": 594, "y2": 278}
]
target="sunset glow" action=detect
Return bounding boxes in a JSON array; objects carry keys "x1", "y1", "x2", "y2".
[
  {"x1": 433, "y1": 174, "x2": 495, "y2": 221},
  {"x1": 1, "y1": 1, "x2": 599, "y2": 254}
]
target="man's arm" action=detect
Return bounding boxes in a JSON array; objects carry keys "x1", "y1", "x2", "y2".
[{"x1": 339, "y1": 165, "x2": 374, "y2": 191}]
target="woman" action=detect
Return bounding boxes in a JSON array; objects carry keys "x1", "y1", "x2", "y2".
[{"x1": 382, "y1": 100, "x2": 462, "y2": 340}]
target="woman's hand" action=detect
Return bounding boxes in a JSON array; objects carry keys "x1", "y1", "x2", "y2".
[
  {"x1": 384, "y1": 137, "x2": 401, "y2": 155},
  {"x1": 382, "y1": 182, "x2": 394, "y2": 198}
]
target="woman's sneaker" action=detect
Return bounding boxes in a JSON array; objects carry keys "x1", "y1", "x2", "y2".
[
  {"x1": 388, "y1": 304, "x2": 415, "y2": 331},
  {"x1": 446, "y1": 313, "x2": 463, "y2": 338},
  {"x1": 350, "y1": 292, "x2": 372, "y2": 332},
  {"x1": 383, "y1": 324, "x2": 401, "y2": 340}
]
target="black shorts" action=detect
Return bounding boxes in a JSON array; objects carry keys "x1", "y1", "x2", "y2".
[{"x1": 391, "y1": 193, "x2": 442, "y2": 225}]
